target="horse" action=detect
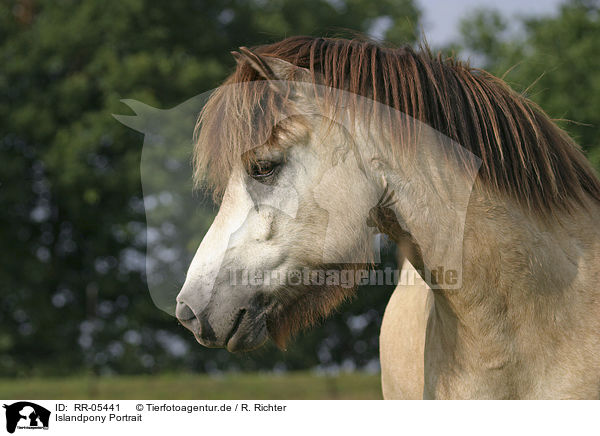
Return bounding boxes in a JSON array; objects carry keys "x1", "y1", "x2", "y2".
[{"x1": 175, "y1": 36, "x2": 600, "y2": 399}]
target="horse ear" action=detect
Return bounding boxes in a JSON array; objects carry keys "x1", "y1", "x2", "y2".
[
  {"x1": 230, "y1": 50, "x2": 243, "y2": 65},
  {"x1": 235, "y1": 46, "x2": 311, "y2": 91}
]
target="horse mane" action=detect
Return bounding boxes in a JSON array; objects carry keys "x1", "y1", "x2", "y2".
[{"x1": 195, "y1": 36, "x2": 600, "y2": 215}]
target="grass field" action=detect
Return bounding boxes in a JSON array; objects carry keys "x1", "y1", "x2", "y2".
[{"x1": 0, "y1": 372, "x2": 382, "y2": 400}]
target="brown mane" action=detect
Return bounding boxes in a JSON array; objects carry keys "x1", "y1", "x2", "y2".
[{"x1": 195, "y1": 36, "x2": 600, "y2": 215}]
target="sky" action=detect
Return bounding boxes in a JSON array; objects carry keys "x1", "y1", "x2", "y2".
[{"x1": 417, "y1": 0, "x2": 566, "y2": 46}]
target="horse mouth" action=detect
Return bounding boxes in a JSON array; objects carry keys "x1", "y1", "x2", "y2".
[
  {"x1": 199, "y1": 308, "x2": 269, "y2": 353},
  {"x1": 179, "y1": 296, "x2": 275, "y2": 352},
  {"x1": 224, "y1": 308, "x2": 246, "y2": 351}
]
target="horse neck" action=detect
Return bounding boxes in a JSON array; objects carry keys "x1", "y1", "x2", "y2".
[
  {"x1": 413, "y1": 188, "x2": 600, "y2": 397},
  {"x1": 355, "y1": 109, "x2": 600, "y2": 397},
  {"x1": 436, "y1": 188, "x2": 597, "y2": 319}
]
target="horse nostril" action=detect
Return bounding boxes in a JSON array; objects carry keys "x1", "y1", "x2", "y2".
[{"x1": 175, "y1": 301, "x2": 196, "y2": 322}]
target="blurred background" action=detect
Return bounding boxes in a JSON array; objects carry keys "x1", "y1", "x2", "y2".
[{"x1": 1, "y1": 0, "x2": 598, "y2": 399}]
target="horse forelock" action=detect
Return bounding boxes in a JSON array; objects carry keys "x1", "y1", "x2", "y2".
[{"x1": 194, "y1": 36, "x2": 600, "y2": 215}]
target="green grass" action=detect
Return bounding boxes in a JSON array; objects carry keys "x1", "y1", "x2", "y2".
[{"x1": 0, "y1": 372, "x2": 382, "y2": 400}]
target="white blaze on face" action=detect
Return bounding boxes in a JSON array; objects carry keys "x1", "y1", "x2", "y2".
[
  {"x1": 178, "y1": 185, "x2": 248, "y2": 312},
  {"x1": 177, "y1": 169, "x2": 299, "y2": 313}
]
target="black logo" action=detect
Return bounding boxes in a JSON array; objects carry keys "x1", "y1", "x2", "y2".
[{"x1": 2, "y1": 402, "x2": 50, "y2": 434}]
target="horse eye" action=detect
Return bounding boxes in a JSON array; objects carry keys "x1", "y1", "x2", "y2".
[{"x1": 250, "y1": 160, "x2": 278, "y2": 180}]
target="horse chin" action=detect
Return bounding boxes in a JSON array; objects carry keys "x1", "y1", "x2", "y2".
[
  {"x1": 265, "y1": 279, "x2": 359, "y2": 350},
  {"x1": 225, "y1": 311, "x2": 270, "y2": 352}
]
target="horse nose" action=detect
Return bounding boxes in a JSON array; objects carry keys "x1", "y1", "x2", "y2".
[
  {"x1": 176, "y1": 300, "x2": 220, "y2": 346},
  {"x1": 176, "y1": 301, "x2": 199, "y2": 331}
]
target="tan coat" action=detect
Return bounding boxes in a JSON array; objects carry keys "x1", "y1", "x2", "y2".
[{"x1": 381, "y1": 194, "x2": 600, "y2": 399}]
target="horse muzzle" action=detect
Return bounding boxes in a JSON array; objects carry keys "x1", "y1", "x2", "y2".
[{"x1": 175, "y1": 297, "x2": 270, "y2": 352}]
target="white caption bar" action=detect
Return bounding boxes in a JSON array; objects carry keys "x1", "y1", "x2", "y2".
[{"x1": 1, "y1": 400, "x2": 596, "y2": 436}]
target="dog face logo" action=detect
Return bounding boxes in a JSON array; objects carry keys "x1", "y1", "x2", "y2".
[{"x1": 3, "y1": 402, "x2": 50, "y2": 433}]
